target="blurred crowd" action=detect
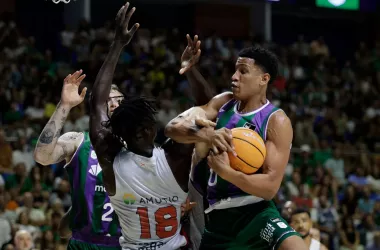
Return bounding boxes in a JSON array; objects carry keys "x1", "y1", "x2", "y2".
[{"x1": 0, "y1": 15, "x2": 380, "y2": 250}]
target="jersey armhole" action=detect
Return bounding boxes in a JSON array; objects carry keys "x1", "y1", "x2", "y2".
[
  {"x1": 263, "y1": 108, "x2": 283, "y2": 141},
  {"x1": 63, "y1": 134, "x2": 85, "y2": 169}
]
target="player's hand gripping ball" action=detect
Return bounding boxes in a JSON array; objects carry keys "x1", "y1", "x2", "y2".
[{"x1": 228, "y1": 128, "x2": 266, "y2": 174}]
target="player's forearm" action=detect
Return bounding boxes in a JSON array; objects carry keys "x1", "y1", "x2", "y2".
[
  {"x1": 165, "y1": 106, "x2": 213, "y2": 143},
  {"x1": 224, "y1": 171, "x2": 279, "y2": 200},
  {"x1": 34, "y1": 102, "x2": 70, "y2": 164},
  {"x1": 165, "y1": 119, "x2": 212, "y2": 144},
  {"x1": 186, "y1": 67, "x2": 214, "y2": 106},
  {"x1": 91, "y1": 41, "x2": 124, "y2": 107}
]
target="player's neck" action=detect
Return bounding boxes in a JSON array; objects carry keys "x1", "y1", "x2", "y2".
[
  {"x1": 303, "y1": 235, "x2": 312, "y2": 247},
  {"x1": 237, "y1": 95, "x2": 267, "y2": 113}
]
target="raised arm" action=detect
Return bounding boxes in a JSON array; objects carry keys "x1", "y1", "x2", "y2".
[
  {"x1": 90, "y1": 2, "x2": 139, "y2": 143},
  {"x1": 179, "y1": 34, "x2": 214, "y2": 105},
  {"x1": 34, "y1": 71, "x2": 87, "y2": 166},
  {"x1": 89, "y1": 1, "x2": 139, "y2": 196}
]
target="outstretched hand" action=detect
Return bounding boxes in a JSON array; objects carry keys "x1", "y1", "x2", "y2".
[
  {"x1": 179, "y1": 34, "x2": 201, "y2": 75},
  {"x1": 61, "y1": 70, "x2": 87, "y2": 109},
  {"x1": 114, "y1": 2, "x2": 140, "y2": 46}
]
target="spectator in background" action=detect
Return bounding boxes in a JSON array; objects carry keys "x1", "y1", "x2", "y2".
[
  {"x1": 325, "y1": 147, "x2": 345, "y2": 186},
  {"x1": 317, "y1": 195, "x2": 339, "y2": 248},
  {"x1": 48, "y1": 180, "x2": 71, "y2": 211},
  {"x1": 367, "y1": 231, "x2": 380, "y2": 250},
  {"x1": 15, "y1": 211, "x2": 39, "y2": 240},
  {"x1": 11, "y1": 138, "x2": 34, "y2": 174},
  {"x1": 290, "y1": 208, "x2": 328, "y2": 250},
  {"x1": 339, "y1": 217, "x2": 363, "y2": 250},
  {"x1": 13, "y1": 230, "x2": 33, "y2": 250},
  {"x1": 0, "y1": 129, "x2": 13, "y2": 174},
  {"x1": 358, "y1": 186, "x2": 375, "y2": 215},
  {"x1": 5, "y1": 164, "x2": 31, "y2": 195},
  {"x1": 15, "y1": 192, "x2": 45, "y2": 227},
  {"x1": 341, "y1": 185, "x2": 359, "y2": 217},
  {"x1": 0, "y1": 200, "x2": 12, "y2": 247}
]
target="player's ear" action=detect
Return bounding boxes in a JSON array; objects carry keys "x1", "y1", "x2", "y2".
[{"x1": 261, "y1": 73, "x2": 270, "y2": 86}]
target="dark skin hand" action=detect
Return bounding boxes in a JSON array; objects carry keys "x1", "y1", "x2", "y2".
[
  {"x1": 90, "y1": 2, "x2": 214, "y2": 194},
  {"x1": 90, "y1": 2, "x2": 139, "y2": 196},
  {"x1": 163, "y1": 34, "x2": 215, "y2": 191}
]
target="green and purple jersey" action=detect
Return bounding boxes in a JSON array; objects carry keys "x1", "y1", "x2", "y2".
[{"x1": 65, "y1": 132, "x2": 121, "y2": 247}]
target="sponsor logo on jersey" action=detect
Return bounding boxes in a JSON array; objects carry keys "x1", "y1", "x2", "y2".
[
  {"x1": 260, "y1": 222, "x2": 275, "y2": 244},
  {"x1": 243, "y1": 122, "x2": 256, "y2": 131},
  {"x1": 91, "y1": 150, "x2": 97, "y2": 159},
  {"x1": 89, "y1": 164, "x2": 102, "y2": 176},
  {"x1": 94, "y1": 185, "x2": 106, "y2": 192},
  {"x1": 126, "y1": 241, "x2": 166, "y2": 250},
  {"x1": 123, "y1": 193, "x2": 136, "y2": 205},
  {"x1": 139, "y1": 196, "x2": 179, "y2": 205},
  {"x1": 270, "y1": 218, "x2": 281, "y2": 223},
  {"x1": 277, "y1": 222, "x2": 288, "y2": 229}
]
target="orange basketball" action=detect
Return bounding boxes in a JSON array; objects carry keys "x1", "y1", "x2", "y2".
[{"x1": 228, "y1": 128, "x2": 267, "y2": 174}]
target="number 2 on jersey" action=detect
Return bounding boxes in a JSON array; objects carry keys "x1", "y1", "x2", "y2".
[
  {"x1": 102, "y1": 203, "x2": 114, "y2": 222},
  {"x1": 136, "y1": 205, "x2": 178, "y2": 239}
]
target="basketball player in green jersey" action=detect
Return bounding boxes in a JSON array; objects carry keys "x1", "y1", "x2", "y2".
[
  {"x1": 165, "y1": 46, "x2": 307, "y2": 250},
  {"x1": 34, "y1": 71, "x2": 124, "y2": 250}
]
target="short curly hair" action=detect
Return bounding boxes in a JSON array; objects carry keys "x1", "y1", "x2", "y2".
[{"x1": 238, "y1": 46, "x2": 279, "y2": 84}]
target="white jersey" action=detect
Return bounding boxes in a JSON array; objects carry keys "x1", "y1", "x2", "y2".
[
  {"x1": 309, "y1": 238, "x2": 321, "y2": 250},
  {"x1": 110, "y1": 147, "x2": 188, "y2": 250}
]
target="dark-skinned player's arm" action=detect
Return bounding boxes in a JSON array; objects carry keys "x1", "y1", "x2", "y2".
[
  {"x1": 165, "y1": 92, "x2": 236, "y2": 154},
  {"x1": 34, "y1": 71, "x2": 87, "y2": 166},
  {"x1": 207, "y1": 111, "x2": 293, "y2": 201},
  {"x1": 179, "y1": 34, "x2": 215, "y2": 106},
  {"x1": 89, "y1": 1, "x2": 139, "y2": 196}
]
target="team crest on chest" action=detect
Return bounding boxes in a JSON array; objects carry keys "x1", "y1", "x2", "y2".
[{"x1": 243, "y1": 122, "x2": 256, "y2": 131}]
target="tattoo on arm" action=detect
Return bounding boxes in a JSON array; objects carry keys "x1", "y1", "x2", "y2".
[
  {"x1": 39, "y1": 121, "x2": 56, "y2": 145},
  {"x1": 35, "y1": 103, "x2": 72, "y2": 164}
]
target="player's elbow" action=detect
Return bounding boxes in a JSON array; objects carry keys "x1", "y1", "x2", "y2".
[
  {"x1": 164, "y1": 119, "x2": 191, "y2": 141},
  {"x1": 263, "y1": 188, "x2": 277, "y2": 201},
  {"x1": 33, "y1": 151, "x2": 51, "y2": 166},
  {"x1": 264, "y1": 179, "x2": 282, "y2": 200},
  {"x1": 164, "y1": 122, "x2": 175, "y2": 138}
]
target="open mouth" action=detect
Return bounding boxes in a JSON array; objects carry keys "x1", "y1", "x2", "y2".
[{"x1": 231, "y1": 82, "x2": 238, "y2": 89}]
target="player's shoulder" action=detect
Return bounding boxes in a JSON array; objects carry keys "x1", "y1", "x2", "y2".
[
  {"x1": 207, "y1": 92, "x2": 234, "y2": 111},
  {"x1": 268, "y1": 109, "x2": 292, "y2": 129},
  {"x1": 210, "y1": 92, "x2": 233, "y2": 104},
  {"x1": 266, "y1": 109, "x2": 293, "y2": 142}
]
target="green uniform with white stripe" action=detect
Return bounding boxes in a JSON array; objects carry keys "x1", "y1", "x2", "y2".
[
  {"x1": 192, "y1": 99, "x2": 299, "y2": 250},
  {"x1": 65, "y1": 132, "x2": 121, "y2": 249}
]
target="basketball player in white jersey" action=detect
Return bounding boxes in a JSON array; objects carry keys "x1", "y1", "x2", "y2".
[
  {"x1": 89, "y1": 2, "x2": 213, "y2": 249},
  {"x1": 290, "y1": 209, "x2": 328, "y2": 250}
]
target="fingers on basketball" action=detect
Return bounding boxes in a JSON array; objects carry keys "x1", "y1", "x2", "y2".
[{"x1": 228, "y1": 128, "x2": 266, "y2": 174}]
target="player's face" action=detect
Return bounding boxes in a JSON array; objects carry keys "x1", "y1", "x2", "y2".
[
  {"x1": 127, "y1": 124, "x2": 157, "y2": 155},
  {"x1": 107, "y1": 90, "x2": 124, "y2": 116},
  {"x1": 290, "y1": 212, "x2": 312, "y2": 238},
  {"x1": 231, "y1": 57, "x2": 270, "y2": 101}
]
